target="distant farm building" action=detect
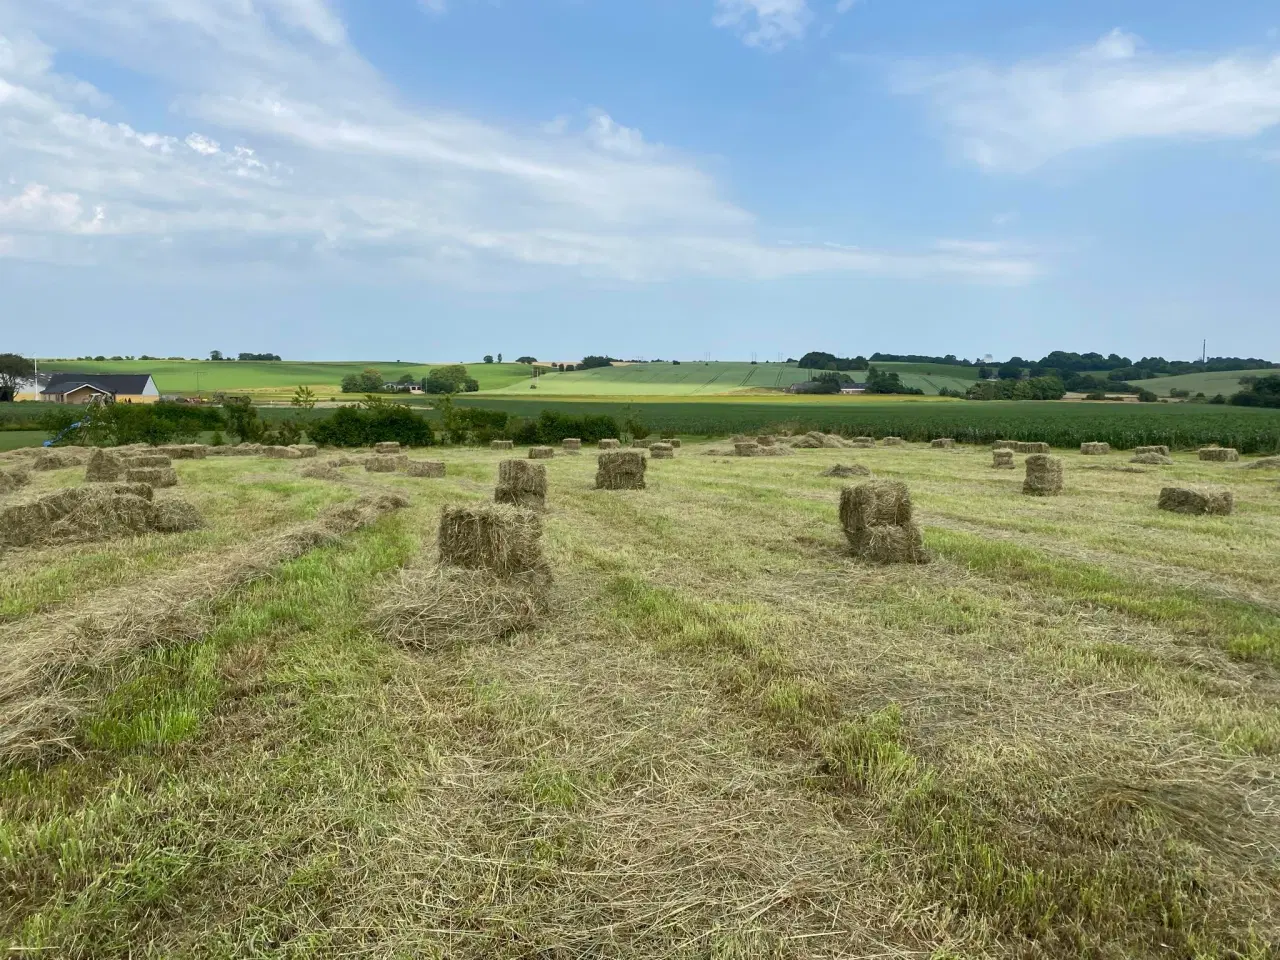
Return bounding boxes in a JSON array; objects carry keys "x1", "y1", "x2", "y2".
[
  {"x1": 41, "y1": 373, "x2": 160, "y2": 405},
  {"x1": 13, "y1": 374, "x2": 51, "y2": 401}
]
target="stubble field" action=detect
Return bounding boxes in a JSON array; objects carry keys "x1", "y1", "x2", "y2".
[{"x1": 2, "y1": 441, "x2": 1279, "y2": 958}]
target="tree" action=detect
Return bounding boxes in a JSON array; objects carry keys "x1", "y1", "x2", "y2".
[
  {"x1": 0, "y1": 353, "x2": 35, "y2": 402},
  {"x1": 580, "y1": 356, "x2": 617, "y2": 370},
  {"x1": 516, "y1": 356, "x2": 537, "y2": 364},
  {"x1": 997, "y1": 359, "x2": 1025, "y2": 380},
  {"x1": 497, "y1": 353, "x2": 503, "y2": 363},
  {"x1": 340, "y1": 368, "x2": 385, "y2": 393},
  {"x1": 483, "y1": 355, "x2": 494, "y2": 364},
  {"x1": 222, "y1": 397, "x2": 265, "y2": 443},
  {"x1": 209, "y1": 350, "x2": 224, "y2": 361},
  {"x1": 291, "y1": 385, "x2": 317, "y2": 410},
  {"x1": 424, "y1": 364, "x2": 479, "y2": 394}
]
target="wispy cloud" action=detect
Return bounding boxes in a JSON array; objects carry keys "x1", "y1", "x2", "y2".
[
  {"x1": 713, "y1": 0, "x2": 812, "y2": 50},
  {"x1": 895, "y1": 29, "x2": 1280, "y2": 171},
  {"x1": 0, "y1": 1, "x2": 1034, "y2": 284}
]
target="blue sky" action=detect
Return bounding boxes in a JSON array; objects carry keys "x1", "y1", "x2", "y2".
[{"x1": 1, "y1": 0, "x2": 1278, "y2": 363}]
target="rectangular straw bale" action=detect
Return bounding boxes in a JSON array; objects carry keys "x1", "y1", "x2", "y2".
[
  {"x1": 756, "y1": 435, "x2": 776, "y2": 447},
  {"x1": 438, "y1": 504, "x2": 546, "y2": 577},
  {"x1": 374, "y1": 442, "x2": 402, "y2": 454},
  {"x1": 839, "y1": 480, "x2": 913, "y2": 532},
  {"x1": 930, "y1": 438, "x2": 956, "y2": 449},
  {"x1": 649, "y1": 443, "x2": 674, "y2": 459},
  {"x1": 529, "y1": 446, "x2": 555, "y2": 459},
  {"x1": 404, "y1": 461, "x2": 446, "y2": 478},
  {"x1": 158, "y1": 444, "x2": 208, "y2": 460},
  {"x1": 126, "y1": 467, "x2": 178, "y2": 488},
  {"x1": 1131, "y1": 452, "x2": 1173, "y2": 465},
  {"x1": 490, "y1": 440, "x2": 514, "y2": 450},
  {"x1": 992, "y1": 450, "x2": 1015, "y2": 469},
  {"x1": 290, "y1": 444, "x2": 319, "y2": 458},
  {"x1": 598, "y1": 439, "x2": 620, "y2": 450},
  {"x1": 1015, "y1": 441, "x2": 1051, "y2": 454},
  {"x1": 1158, "y1": 486, "x2": 1233, "y2": 516},
  {"x1": 596, "y1": 451, "x2": 646, "y2": 490},
  {"x1": 632, "y1": 439, "x2": 653, "y2": 449},
  {"x1": 1080, "y1": 442, "x2": 1111, "y2": 455},
  {"x1": 1022, "y1": 454, "x2": 1063, "y2": 495},
  {"x1": 85, "y1": 448, "x2": 123, "y2": 482},
  {"x1": 734, "y1": 442, "x2": 761, "y2": 457},
  {"x1": 1135, "y1": 445, "x2": 1170, "y2": 457},
  {"x1": 0, "y1": 468, "x2": 31, "y2": 495},
  {"x1": 992, "y1": 440, "x2": 1016, "y2": 450},
  {"x1": 1198, "y1": 447, "x2": 1239, "y2": 462},
  {"x1": 561, "y1": 438, "x2": 582, "y2": 453},
  {"x1": 120, "y1": 454, "x2": 172, "y2": 470},
  {"x1": 846, "y1": 523, "x2": 928, "y2": 564},
  {"x1": 660, "y1": 438, "x2": 682, "y2": 448},
  {"x1": 882, "y1": 437, "x2": 905, "y2": 446},
  {"x1": 364, "y1": 456, "x2": 401, "y2": 473},
  {"x1": 850, "y1": 437, "x2": 876, "y2": 448},
  {"x1": 496, "y1": 459, "x2": 548, "y2": 509},
  {"x1": 263, "y1": 445, "x2": 303, "y2": 460},
  {"x1": 31, "y1": 451, "x2": 85, "y2": 471}
]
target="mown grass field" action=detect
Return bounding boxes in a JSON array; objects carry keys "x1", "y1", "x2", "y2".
[
  {"x1": 2, "y1": 441, "x2": 1279, "y2": 957},
  {"x1": 1129, "y1": 369, "x2": 1276, "y2": 398}
]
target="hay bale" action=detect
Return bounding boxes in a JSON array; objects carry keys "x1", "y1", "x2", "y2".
[
  {"x1": 632, "y1": 439, "x2": 653, "y2": 449},
  {"x1": 374, "y1": 442, "x2": 402, "y2": 454},
  {"x1": 561, "y1": 438, "x2": 582, "y2": 454},
  {"x1": 1131, "y1": 453, "x2": 1174, "y2": 466},
  {"x1": 1014, "y1": 441, "x2": 1050, "y2": 454},
  {"x1": 85, "y1": 449, "x2": 124, "y2": 482},
  {"x1": 992, "y1": 440, "x2": 1016, "y2": 450},
  {"x1": 290, "y1": 444, "x2": 318, "y2": 458},
  {"x1": 495, "y1": 459, "x2": 548, "y2": 510},
  {"x1": 326, "y1": 456, "x2": 361, "y2": 468},
  {"x1": 262, "y1": 445, "x2": 303, "y2": 460},
  {"x1": 31, "y1": 450, "x2": 85, "y2": 471},
  {"x1": 365, "y1": 456, "x2": 400, "y2": 473},
  {"x1": 0, "y1": 468, "x2": 32, "y2": 495},
  {"x1": 1242, "y1": 456, "x2": 1280, "y2": 470},
  {"x1": 111, "y1": 482, "x2": 154, "y2": 501},
  {"x1": 126, "y1": 467, "x2": 178, "y2": 488},
  {"x1": 1135, "y1": 445, "x2": 1170, "y2": 457},
  {"x1": 490, "y1": 440, "x2": 514, "y2": 450},
  {"x1": 660, "y1": 438, "x2": 682, "y2": 448},
  {"x1": 301, "y1": 464, "x2": 344, "y2": 481},
  {"x1": 992, "y1": 450, "x2": 1015, "y2": 469},
  {"x1": 1080, "y1": 442, "x2": 1111, "y2": 455},
  {"x1": 121, "y1": 454, "x2": 172, "y2": 469},
  {"x1": 1158, "y1": 486, "x2": 1233, "y2": 516},
  {"x1": 756, "y1": 436, "x2": 777, "y2": 447},
  {"x1": 882, "y1": 437, "x2": 905, "y2": 446},
  {"x1": 650, "y1": 443, "x2": 675, "y2": 460},
  {"x1": 596, "y1": 451, "x2": 647, "y2": 490},
  {"x1": 930, "y1": 438, "x2": 956, "y2": 449},
  {"x1": 372, "y1": 566, "x2": 550, "y2": 651},
  {"x1": 838, "y1": 481, "x2": 927, "y2": 564},
  {"x1": 758, "y1": 445, "x2": 795, "y2": 457},
  {"x1": 438, "y1": 503, "x2": 547, "y2": 577},
  {"x1": 1199, "y1": 447, "x2": 1239, "y2": 462},
  {"x1": 405, "y1": 461, "x2": 446, "y2": 478},
  {"x1": 1022, "y1": 455, "x2": 1064, "y2": 496},
  {"x1": 598, "y1": 439, "x2": 620, "y2": 450},
  {"x1": 148, "y1": 497, "x2": 205, "y2": 532},
  {"x1": 847, "y1": 523, "x2": 928, "y2": 564},
  {"x1": 823, "y1": 463, "x2": 870, "y2": 478},
  {"x1": 529, "y1": 446, "x2": 555, "y2": 459},
  {"x1": 735, "y1": 442, "x2": 761, "y2": 457},
  {"x1": 1, "y1": 486, "x2": 200, "y2": 546},
  {"x1": 851, "y1": 436, "x2": 876, "y2": 448},
  {"x1": 158, "y1": 444, "x2": 208, "y2": 460}
]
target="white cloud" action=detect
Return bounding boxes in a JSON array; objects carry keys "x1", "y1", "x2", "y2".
[
  {"x1": 0, "y1": 0, "x2": 1034, "y2": 283},
  {"x1": 713, "y1": 0, "x2": 811, "y2": 50},
  {"x1": 896, "y1": 29, "x2": 1280, "y2": 171}
]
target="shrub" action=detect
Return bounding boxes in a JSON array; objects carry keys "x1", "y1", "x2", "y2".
[
  {"x1": 512, "y1": 410, "x2": 620, "y2": 445},
  {"x1": 309, "y1": 404, "x2": 435, "y2": 447}
]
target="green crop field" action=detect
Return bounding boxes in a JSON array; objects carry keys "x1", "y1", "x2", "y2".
[
  {"x1": 490, "y1": 361, "x2": 978, "y2": 396},
  {"x1": 1128, "y1": 369, "x2": 1278, "y2": 398},
  {"x1": 37, "y1": 359, "x2": 532, "y2": 398}
]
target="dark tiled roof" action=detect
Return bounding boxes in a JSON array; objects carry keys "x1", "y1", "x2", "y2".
[{"x1": 43, "y1": 374, "x2": 154, "y2": 395}]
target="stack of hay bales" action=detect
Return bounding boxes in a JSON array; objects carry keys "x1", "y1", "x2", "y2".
[
  {"x1": 120, "y1": 452, "x2": 178, "y2": 488},
  {"x1": 1015, "y1": 441, "x2": 1050, "y2": 454},
  {"x1": 405, "y1": 461, "x2": 446, "y2": 478},
  {"x1": 373, "y1": 504, "x2": 550, "y2": 651},
  {"x1": 490, "y1": 440, "x2": 514, "y2": 451},
  {"x1": 529, "y1": 446, "x2": 555, "y2": 460},
  {"x1": 375, "y1": 442, "x2": 402, "y2": 455},
  {"x1": 157, "y1": 444, "x2": 208, "y2": 460},
  {"x1": 0, "y1": 485, "x2": 201, "y2": 547},
  {"x1": 930, "y1": 438, "x2": 956, "y2": 450},
  {"x1": 882, "y1": 437, "x2": 905, "y2": 446},
  {"x1": 993, "y1": 441, "x2": 1016, "y2": 451},
  {"x1": 823, "y1": 463, "x2": 870, "y2": 478},
  {"x1": 851, "y1": 437, "x2": 876, "y2": 449},
  {"x1": 735, "y1": 442, "x2": 761, "y2": 457},
  {"x1": 561, "y1": 438, "x2": 582, "y2": 455},
  {"x1": 596, "y1": 451, "x2": 646, "y2": 490},
  {"x1": 599, "y1": 439, "x2": 621, "y2": 450},
  {"x1": 1158, "y1": 486, "x2": 1233, "y2": 516},
  {"x1": 650, "y1": 443, "x2": 675, "y2": 460},
  {"x1": 31, "y1": 449, "x2": 86, "y2": 471},
  {"x1": 660, "y1": 438, "x2": 682, "y2": 448},
  {"x1": 85, "y1": 449, "x2": 124, "y2": 482},
  {"x1": 839, "y1": 480, "x2": 928, "y2": 564},
  {"x1": 496, "y1": 459, "x2": 548, "y2": 510},
  {"x1": 1080, "y1": 442, "x2": 1111, "y2": 455},
  {"x1": 992, "y1": 450, "x2": 1015, "y2": 469},
  {"x1": 1199, "y1": 447, "x2": 1240, "y2": 462},
  {"x1": 1023, "y1": 454, "x2": 1064, "y2": 496},
  {"x1": 1131, "y1": 452, "x2": 1174, "y2": 466},
  {"x1": 290, "y1": 444, "x2": 318, "y2": 458},
  {"x1": 1135, "y1": 445, "x2": 1170, "y2": 457},
  {"x1": 365, "y1": 456, "x2": 401, "y2": 473}
]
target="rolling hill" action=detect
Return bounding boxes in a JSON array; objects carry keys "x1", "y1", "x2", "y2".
[{"x1": 1128, "y1": 369, "x2": 1277, "y2": 398}]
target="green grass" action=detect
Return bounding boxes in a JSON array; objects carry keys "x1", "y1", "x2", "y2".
[
  {"x1": 1127, "y1": 369, "x2": 1277, "y2": 397},
  {"x1": 0, "y1": 431, "x2": 47, "y2": 451},
  {"x1": 489, "y1": 360, "x2": 977, "y2": 396}
]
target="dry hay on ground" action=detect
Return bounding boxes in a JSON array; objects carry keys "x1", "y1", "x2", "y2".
[
  {"x1": 596, "y1": 451, "x2": 646, "y2": 490},
  {"x1": 1199, "y1": 447, "x2": 1240, "y2": 462},
  {"x1": 0, "y1": 485, "x2": 197, "y2": 548},
  {"x1": 374, "y1": 441, "x2": 402, "y2": 454},
  {"x1": 371, "y1": 565, "x2": 550, "y2": 651},
  {"x1": 838, "y1": 480, "x2": 928, "y2": 564},
  {"x1": 1023, "y1": 454, "x2": 1064, "y2": 496},
  {"x1": 1015, "y1": 441, "x2": 1051, "y2": 454},
  {"x1": 734, "y1": 442, "x2": 761, "y2": 457},
  {"x1": 561, "y1": 438, "x2": 582, "y2": 454},
  {"x1": 84, "y1": 449, "x2": 123, "y2": 482},
  {"x1": 0, "y1": 492, "x2": 407, "y2": 765},
  {"x1": 0, "y1": 468, "x2": 31, "y2": 495},
  {"x1": 157, "y1": 444, "x2": 208, "y2": 460},
  {"x1": 490, "y1": 439, "x2": 514, "y2": 450},
  {"x1": 993, "y1": 450, "x2": 1015, "y2": 469},
  {"x1": 1080, "y1": 442, "x2": 1111, "y2": 455},
  {"x1": 882, "y1": 436, "x2": 905, "y2": 446},
  {"x1": 930, "y1": 438, "x2": 956, "y2": 449},
  {"x1": 756, "y1": 435, "x2": 777, "y2": 447},
  {"x1": 650, "y1": 443, "x2": 675, "y2": 460},
  {"x1": 1132, "y1": 452, "x2": 1175, "y2": 465},
  {"x1": 262, "y1": 445, "x2": 303, "y2": 460},
  {"x1": 758, "y1": 445, "x2": 794, "y2": 457},
  {"x1": 121, "y1": 454, "x2": 172, "y2": 469},
  {"x1": 326, "y1": 456, "x2": 361, "y2": 468},
  {"x1": 301, "y1": 464, "x2": 344, "y2": 481},
  {"x1": 495, "y1": 459, "x2": 548, "y2": 510},
  {"x1": 598, "y1": 439, "x2": 620, "y2": 450},
  {"x1": 438, "y1": 503, "x2": 547, "y2": 577},
  {"x1": 1243, "y1": 456, "x2": 1280, "y2": 470},
  {"x1": 31, "y1": 450, "x2": 85, "y2": 471},
  {"x1": 529, "y1": 446, "x2": 555, "y2": 460},
  {"x1": 660, "y1": 438, "x2": 682, "y2": 448},
  {"x1": 365, "y1": 456, "x2": 401, "y2": 473},
  {"x1": 290, "y1": 444, "x2": 318, "y2": 458},
  {"x1": 788, "y1": 431, "x2": 850, "y2": 449},
  {"x1": 1136, "y1": 445, "x2": 1171, "y2": 457},
  {"x1": 823, "y1": 463, "x2": 870, "y2": 478},
  {"x1": 126, "y1": 466, "x2": 178, "y2": 488},
  {"x1": 1159, "y1": 486, "x2": 1234, "y2": 516},
  {"x1": 404, "y1": 460, "x2": 446, "y2": 478}
]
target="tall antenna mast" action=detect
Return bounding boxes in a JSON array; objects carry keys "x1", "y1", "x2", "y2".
[{"x1": 1202, "y1": 339, "x2": 1206, "y2": 364}]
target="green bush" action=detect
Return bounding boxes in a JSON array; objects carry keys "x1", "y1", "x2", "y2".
[
  {"x1": 512, "y1": 410, "x2": 619, "y2": 444},
  {"x1": 309, "y1": 404, "x2": 434, "y2": 447}
]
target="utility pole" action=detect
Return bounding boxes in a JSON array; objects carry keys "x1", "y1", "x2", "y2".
[{"x1": 1202, "y1": 340, "x2": 1206, "y2": 365}]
